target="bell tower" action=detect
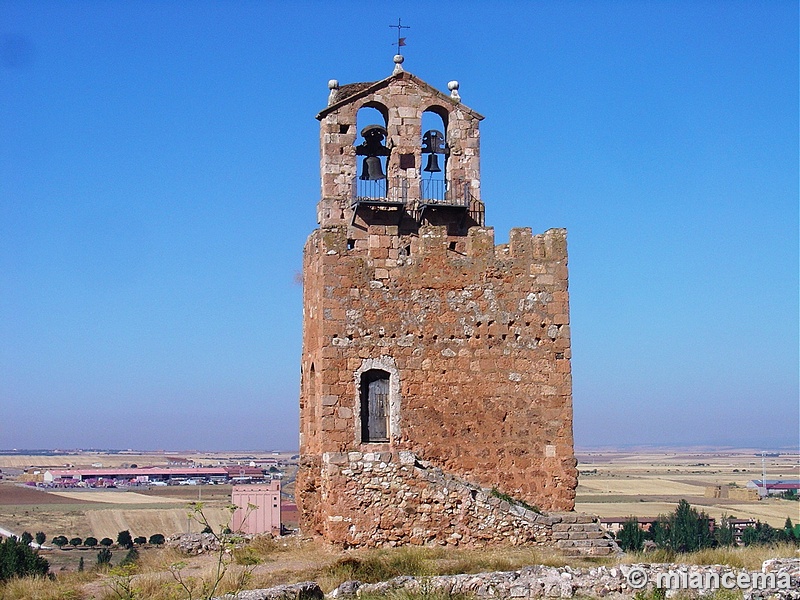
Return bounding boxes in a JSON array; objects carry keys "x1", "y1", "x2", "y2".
[
  {"x1": 315, "y1": 54, "x2": 485, "y2": 241},
  {"x1": 298, "y1": 58, "x2": 577, "y2": 548}
]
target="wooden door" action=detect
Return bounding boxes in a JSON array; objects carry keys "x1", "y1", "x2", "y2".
[{"x1": 367, "y1": 377, "x2": 388, "y2": 441}]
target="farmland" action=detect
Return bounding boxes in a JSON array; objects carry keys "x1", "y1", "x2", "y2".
[
  {"x1": 575, "y1": 449, "x2": 799, "y2": 527},
  {"x1": 0, "y1": 448, "x2": 796, "y2": 545}
]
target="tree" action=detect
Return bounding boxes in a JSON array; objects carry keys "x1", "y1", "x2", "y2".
[
  {"x1": 116, "y1": 530, "x2": 133, "y2": 549},
  {"x1": 648, "y1": 518, "x2": 670, "y2": 548},
  {"x1": 133, "y1": 536, "x2": 146, "y2": 545},
  {"x1": 84, "y1": 536, "x2": 98, "y2": 547},
  {"x1": 668, "y1": 500, "x2": 714, "y2": 552},
  {"x1": 742, "y1": 521, "x2": 780, "y2": 546},
  {"x1": 35, "y1": 532, "x2": 46, "y2": 546},
  {"x1": 78, "y1": 556, "x2": 85, "y2": 572},
  {"x1": 100, "y1": 538, "x2": 113, "y2": 547},
  {"x1": 97, "y1": 547, "x2": 112, "y2": 567},
  {"x1": 0, "y1": 536, "x2": 50, "y2": 582},
  {"x1": 20, "y1": 532, "x2": 33, "y2": 546},
  {"x1": 148, "y1": 533, "x2": 165, "y2": 546},
  {"x1": 715, "y1": 515, "x2": 736, "y2": 547},
  {"x1": 617, "y1": 517, "x2": 645, "y2": 552},
  {"x1": 783, "y1": 517, "x2": 797, "y2": 543},
  {"x1": 69, "y1": 537, "x2": 82, "y2": 548},
  {"x1": 52, "y1": 536, "x2": 68, "y2": 549}
]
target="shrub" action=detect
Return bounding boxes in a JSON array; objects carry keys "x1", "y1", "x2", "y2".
[
  {"x1": 133, "y1": 536, "x2": 146, "y2": 545},
  {"x1": 0, "y1": 535, "x2": 50, "y2": 582},
  {"x1": 84, "y1": 537, "x2": 98, "y2": 547},
  {"x1": 148, "y1": 533, "x2": 165, "y2": 546},
  {"x1": 97, "y1": 547, "x2": 112, "y2": 566},
  {"x1": 120, "y1": 546, "x2": 140, "y2": 566},
  {"x1": 100, "y1": 537, "x2": 113, "y2": 547}
]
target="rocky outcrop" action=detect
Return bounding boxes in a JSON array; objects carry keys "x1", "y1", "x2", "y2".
[
  {"x1": 213, "y1": 582, "x2": 323, "y2": 600},
  {"x1": 328, "y1": 559, "x2": 800, "y2": 599},
  {"x1": 211, "y1": 559, "x2": 799, "y2": 599},
  {"x1": 167, "y1": 533, "x2": 221, "y2": 554}
]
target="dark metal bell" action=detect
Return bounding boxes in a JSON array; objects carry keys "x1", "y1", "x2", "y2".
[
  {"x1": 361, "y1": 156, "x2": 385, "y2": 180},
  {"x1": 423, "y1": 154, "x2": 441, "y2": 173}
]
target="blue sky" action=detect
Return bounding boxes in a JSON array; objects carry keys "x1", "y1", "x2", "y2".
[{"x1": 1, "y1": 1, "x2": 797, "y2": 451}]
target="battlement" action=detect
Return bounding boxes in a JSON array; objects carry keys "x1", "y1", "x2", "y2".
[{"x1": 306, "y1": 225, "x2": 568, "y2": 266}]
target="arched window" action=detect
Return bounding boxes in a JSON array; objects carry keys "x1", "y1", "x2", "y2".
[
  {"x1": 421, "y1": 108, "x2": 448, "y2": 201},
  {"x1": 360, "y1": 369, "x2": 390, "y2": 442},
  {"x1": 355, "y1": 104, "x2": 389, "y2": 199}
]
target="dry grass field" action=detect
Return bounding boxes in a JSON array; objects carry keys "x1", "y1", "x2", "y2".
[
  {"x1": 575, "y1": 449, "x2": 800, "y2": 527},
  {"x1": 2, "y1": 535, "x2": 798, "y2": 600}
]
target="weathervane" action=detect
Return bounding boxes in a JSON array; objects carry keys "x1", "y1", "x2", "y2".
[
  {"x1": 389, "y1": 18, "x2": 409, "y2": 74},
  {"x1": 389, "y1": 18, "x2": 409, "y2": 54}
]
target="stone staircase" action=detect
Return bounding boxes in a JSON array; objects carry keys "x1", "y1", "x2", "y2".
[{"x1": 409, "y1": 453, "x2": 620, "y2": 555}]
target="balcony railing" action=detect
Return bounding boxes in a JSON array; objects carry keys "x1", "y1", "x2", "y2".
[{"x1": 351, "y1": 176, "x2": 484, "y2": 226}]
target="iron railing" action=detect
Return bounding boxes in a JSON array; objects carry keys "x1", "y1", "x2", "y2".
[{"x1": 351, "y1": 175, "x2": 484, "y2": 226}]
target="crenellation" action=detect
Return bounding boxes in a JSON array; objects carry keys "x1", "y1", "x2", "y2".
[{"x1": 298, "y1": 65, "x2": 578, "y2": 549}]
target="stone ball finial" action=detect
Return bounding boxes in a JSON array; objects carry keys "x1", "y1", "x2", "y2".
[
  {"x1": 393, "y1": 54, "x2": 404, "y2": 74},
  {"x1": 327, "y1": 79, "x2": 339, "y2": 106},
  {"x1": 448, "y1": 80, "x2": 460, "y2": 101}
]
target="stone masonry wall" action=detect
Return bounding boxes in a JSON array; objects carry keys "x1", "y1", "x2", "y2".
[
  {"x1": 297, "y1": 222, "x2": 577, "y2": 539},
  {"x1": 316, "y1": 71, "x2": 482, "y2": 227},
  {"x1": 318, "y1": 450, "x2": 615, "y2": 554}
]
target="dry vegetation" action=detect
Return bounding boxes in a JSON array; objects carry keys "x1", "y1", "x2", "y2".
[{"x1": 1, "y1": 536, "x2": 798, "y2": 600}]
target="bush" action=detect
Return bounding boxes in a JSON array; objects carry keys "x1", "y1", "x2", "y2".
[
  {"x1": 148, "y1": 533, "x2": 165, "y2": 545},
  {"x1": 120, "y1": 547, "x2": 139, "y2": 566},
  {"x1": 100, "y1": 537, "x2": 113, "y2": 547},
  {"x1": 97, "y1": 547, "x2": 112, "y2": 566},
  {"x1": 0, "y1": 535, "x2": 50, "y2": 582},
  {"x1": 133, "y1": 536, "x2": 146, "y2": 545},
  {"x1": 84, "y1": 536, "x2": 98, "y2": 547}
]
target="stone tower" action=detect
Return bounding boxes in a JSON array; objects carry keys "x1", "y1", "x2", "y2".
[{"x1": 297, "y1": 57, "x2": 578, "y2": 548}]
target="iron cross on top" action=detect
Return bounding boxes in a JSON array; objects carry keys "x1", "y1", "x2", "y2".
[{"x1": 390, "y1": 18, "x2": 410, "y2": 51}]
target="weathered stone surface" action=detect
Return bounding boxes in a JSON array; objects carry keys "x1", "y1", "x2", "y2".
[
  {"x1": 212, "y1": 581, "x2": 322, "y2": 600},
  {"x1": 298, "y1": 67, "x2": 578, "y2": 549},
  {"x1": 167, "y1": 533, "x2": 220, "y2": 555},
  {"x1": 328, "y1": 559, "x2": 800, "y2": 599}
]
